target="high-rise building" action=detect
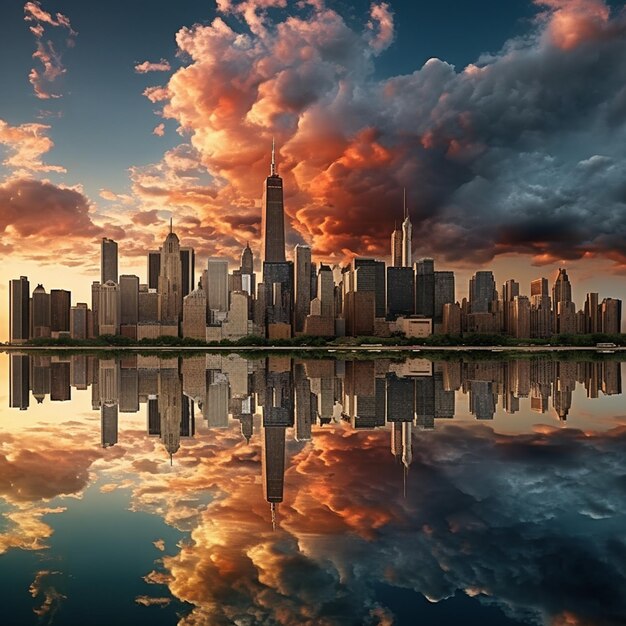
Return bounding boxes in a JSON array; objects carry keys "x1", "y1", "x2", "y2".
[
  {"x1": 391, "y1": 223, "x2": 402, "y2": 268},
  {"x1": 294, "y1": 244, "x2": 312, "y2": 333},
  {"x1": 158, "y1": 222, "x2": 183, "y2": 323},
  {"x1": 101, "y1": 238, "x2": 118, "y2": 285},
  {"x1": 601, "y1": 298, "x2": 622, "y2": 334},
  {"x1": 70, "y1": 303, "x2": 89, "y2": 339},
  {"x1": 261, "y1": 139, "x2": 286, "y2": 264},
  {"x1": 415, "y1": 258, "x2": 435, "y2": 318},
  {"x1": 401, "y1": 189, "x2": 412, "y2": 268},
  {"x1": 119, "y1": 275, "x2": 139, "y2": 326},
  {"x1": 148, "y1": 251, "x2": 161, "y2": 290},
  {"x1": 552, "y1": 268, "x2": 572, "y2": 308},
  {"x1": 240, "y1": 242, "x2": 255, "y2": 296},
  {"x1": 353, "y1": 257, "x2": 386, "y2": 318},
  {"x1": 180, "y1": 247, "x2": 195, "y2": 298},
  {"x1": 99, "y1": 281, "x2": 120, "y2": 335},
  {"x1": 531, "y1": 277, "x2": 549, "y2": 298},
  {"x1": 50, "y1": 289, "x2": 71, "y2": 334},
  {"x1": 469, "y1": 271, "x2": 497, "y2": 314},
  {"x1": 182, "y1": 283, "x2": 207, "y2": 340},
  {"x1": 387, "y1": 267, "x2": 415, "y2": 318},
  {"x1": 584, "y1": 293, "x2": 600, "y2": 333},
  {"x1": 31, "y1": 284, "x2": 51, "y2": 338},
  {"x1": 434, "y1": 271, "x2": 454, "y2": 325},
  {"x1": 512, "y1": 295, "x2": 530, "y2": 338},
  {"x1": 91, "y1": 281, "x2": 101, "y2": 336},
  {"x1": 204, "y1": 257, "x2": 229, "y2": 314},
  {"x1": 9, "y1": 276, "x2": 30, "y2": 344}
]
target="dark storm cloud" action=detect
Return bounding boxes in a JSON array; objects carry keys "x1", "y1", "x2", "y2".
[{"x1": 154, "y1": 0, "x2": 626, "y2": 265}]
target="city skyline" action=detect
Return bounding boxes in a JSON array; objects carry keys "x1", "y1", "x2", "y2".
[{"x1": 2, "y1": 0, "x2": 626, "y2": 340}]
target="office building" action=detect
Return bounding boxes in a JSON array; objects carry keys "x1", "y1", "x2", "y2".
[
  {"x1": 101, "y1": 238, "x2": 118, "y2": 285},
  {"x1": 469, "y1": 271, "x2": 497, "y2": 314},
  {"x1": 387, "y1": 267, "x2": 415, "y2": 318},
  {"x1": 120, "y1": 275, "x2": 139, "y2": 325},
  {"x1": 50, "y1": 289, "x2": 71, "y2": 334},
  {"x1": 31, "y1": 284, "x2": 51, "y2": 338},
  {"x1": 294, "y1": 244, "x2": 312, "y2": 333},
  {"x1": 158, "y1": 222, "x2": 183, "y2": 323},
  {"x1": 261, "y1": 139, "x2": 286, "y2": 263}
]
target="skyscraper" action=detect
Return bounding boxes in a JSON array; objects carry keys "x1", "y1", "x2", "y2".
[
  {"x1": 99, "y1": 281, "x2": 120, "y2": 335},
  {"x1": 415, "y1": 258, "x2": 435, "y2": 317},
  {"x1": 552, "y1": 268, "x2": 572, "y2": 307},
  {"x1": 119, "y1": 275, "x2": 139, "y2": 326},
  {"x1": 9, "y1": 276, "x2": 30, "y2": 344},
  {"x1": 469, "y1": 271, "x2": 497, "y2": 313},
  {"x1": 101, "y1": 238, "x2": 118, "y2": 285},
  {"x1": 204, "y1": 257, "x2": 229, "y2": 314},
  {"x1": 294, "y1": 244, "x2": 312, "y2": 333},
  {"x1": 401, "y1": 189, "x2": 412, "y2": 268},
  {"x1": 240, "y1": 242, "x2": 255, "y2": 297},
  {"x1": 387, "y1": 267, "x2": 415, "y2": 318},
  {"x1": 434, "y1": 271, "x2": 455, "y2": 325},
  {"x1": 158, "y1": 221, "x2": 183, "y2": 323},
  {"x1": 391, "y1": 222, "x2": 402, "y2": 268},
  {"x1": 31, "y1": 284, "x2": 51, "y2": 338},
  {"x1": 148, "y1": 250, "x2": 161, "y2": 290},
  {"x1": 50, "y1": 289, "x2": 71, "y2": 334},
  {"x1": 180, "y1": 247, "x2": 195, "y2": 298},
  {"x1": 261, "y1": 139, "x2": 286, "y2": 264}
]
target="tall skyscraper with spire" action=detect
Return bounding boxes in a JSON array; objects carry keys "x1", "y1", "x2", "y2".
[
  {"x1": 158, "y1": 220, "x2": 183, "y2": 323},
  {"x1": 401, "y1": 188, "x2": 412, "y2": 268},
  {"x1": 261, "y1": 139, "x2": 286, "y2": 264}
]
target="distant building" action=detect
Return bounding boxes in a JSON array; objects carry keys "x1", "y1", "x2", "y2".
[
  {"x1": 31, "y1": 284, "x2": 51, "y2": 338},
  {"x1": 101, "y1": 238, "x2": 118, "y2": 285},
  {"x1": 261, "y1": 139, "x2": 286, "y2": 264},
  {"x1": 469, "y1": 271, "x2": 497, "y2": 314},
  {"x1": 158, "y1": 223, "x2": 183, "y2": 324},
  {"x1": 182, "y1": 283, "x2": 207, "y2": 340},
  {"x1": 70, "y1": 303, "x2": 89, "y2": 339},
  {"x1": 601, "y1": 298, "x2": 622, "y2": 334},
  {"x1": 120, "y1": 275, "x2": 139, "y2": 325},
  {"x1": 99, "y1": 281, "x2": 120, "y2": 335},
  {"x1": 294, "y1": 245, "x2": 312, "y2": 333},
  {"x1": 50, "y1": 289, "x2": 71, "y2": 334},
  {"x1": 415, "y1": 258, "x2": 435, "y2": 318},
  {"x1": 10, "y1": 277, "x2": 30, "y2": 344}
]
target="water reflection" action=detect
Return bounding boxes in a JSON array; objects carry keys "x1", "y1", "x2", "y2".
[{"x1": 2, "y1": 352, "x2": 626, "y2": 625}]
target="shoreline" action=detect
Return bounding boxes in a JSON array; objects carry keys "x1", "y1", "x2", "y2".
[{"x1": 2, "y1": 345, "x2": 624, "y2": 353}]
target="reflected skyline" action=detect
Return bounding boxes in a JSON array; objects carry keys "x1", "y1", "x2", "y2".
[{"x1": 1, "y1": 352, "x2": 625, "y2": 625}]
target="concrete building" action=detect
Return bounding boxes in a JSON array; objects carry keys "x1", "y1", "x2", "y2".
[
  {"x1": 99, "y1": 280, "x2": 120, "y2": 335},
  {"x1": 387, "y1": 267, "x2": 415, "y2": 319},
  {"x1": 415, "y1": 258, "x2": 435, "y2": 318},
  {"x1": 101, "y1": 237, "x2": 118, "y2": 285},
  {"x1": 70, "y1": 303, "x2": 89, "y2": 339},
  {"x1": 469, "y1": 271, "x2": 497, "y2": 314},
  {"x1": 9, "y1": 276, "x2": 30, "y2": 344},
  {"x1": 50, "y1": 289, "x2": 71, "y2": 335},
  {"x1": 31, "y1": 284, "x2": 51, "y2": 338},
  {"x1": 182, "y1": 284, "x2": 207, "y2": 340},
  {"x1": 261, "y1": 139, "x2": 286, "y2": 263},
  {"x1": 294, "y1": 244, "x2": 312, "y2": 334},
  {"x1": 601, "y1": 298, "x2": 622, "y2": 334},
  {"x1": 158, "y1": 223, "x2": 183, "y2": 324},
  {"x1": 120, "y1": 274, "x2": 139, "y2": 326}
]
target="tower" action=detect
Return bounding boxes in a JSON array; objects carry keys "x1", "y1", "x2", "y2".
[
  {"x1": 9, "y1": 276, "x2": 30, "y2": 344},
  {"x1": 294, "y1": 244, "x2": 312, "y2": 333},
  {"x1": 401, "y1": 188, "x2": 412, "y2": 268},
  {"x1": 261, "y1": 138, "x2": 286, "y2": 264},
  {"x1": 158, "y1": 220, "x2": 183, "y2": 323},
  {"x1": 101, "y1": 238, "x2": 118, "y2": 285}
]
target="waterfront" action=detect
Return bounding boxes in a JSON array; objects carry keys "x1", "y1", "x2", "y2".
[{"x1": 1, "y1": 352, "x2": 625, "y2": 625}]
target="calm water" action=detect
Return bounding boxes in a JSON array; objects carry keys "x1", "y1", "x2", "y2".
[{"x1": 1, "y1": 351, "x2": 625, "y2": 626}]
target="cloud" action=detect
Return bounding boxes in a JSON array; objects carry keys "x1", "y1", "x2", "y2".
[
  {"x1": 0, "y1": 119, "x2": 65, "y2": 174},
  {"x1": 135, "y1": 59, "x2": 172, "y2": 73},
  {"x1": 135, "y1": 0, "x2": 626, "y2": 267},
  {"x1": 23, "y1": 1, "x2": 77, "y2": 100},
  {"x1": 153, "y1": 123, "x2": 166, "y2": 137},
  {"x1": 0, "y1": 177, "x2": 103, "y2": 240}
]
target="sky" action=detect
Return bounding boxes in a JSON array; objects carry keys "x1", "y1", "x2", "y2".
[{"x1": 1, "y1": 0, "x2": 626, "y2": 339}]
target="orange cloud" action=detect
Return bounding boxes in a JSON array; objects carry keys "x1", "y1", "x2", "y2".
[
  {"x1": 23, "y1": 0, "x2": 77, "y2": 99},
  {"x1": 135, "y1": 59, "x2": 172, "y2": 73},
  {"x1": 535, "y1": 0, "x2": 614, "y2": 50},
  {"x1": 0, "y1": 119, "x2": 65, "y2": 174}
]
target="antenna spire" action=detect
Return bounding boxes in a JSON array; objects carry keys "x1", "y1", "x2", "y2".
[
  {"x1": 169, "y1": 217, "x2": 173, "y2": 234},
  {"x1": 271, "y1": 137, "x2": 276, "y2": 176}
]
